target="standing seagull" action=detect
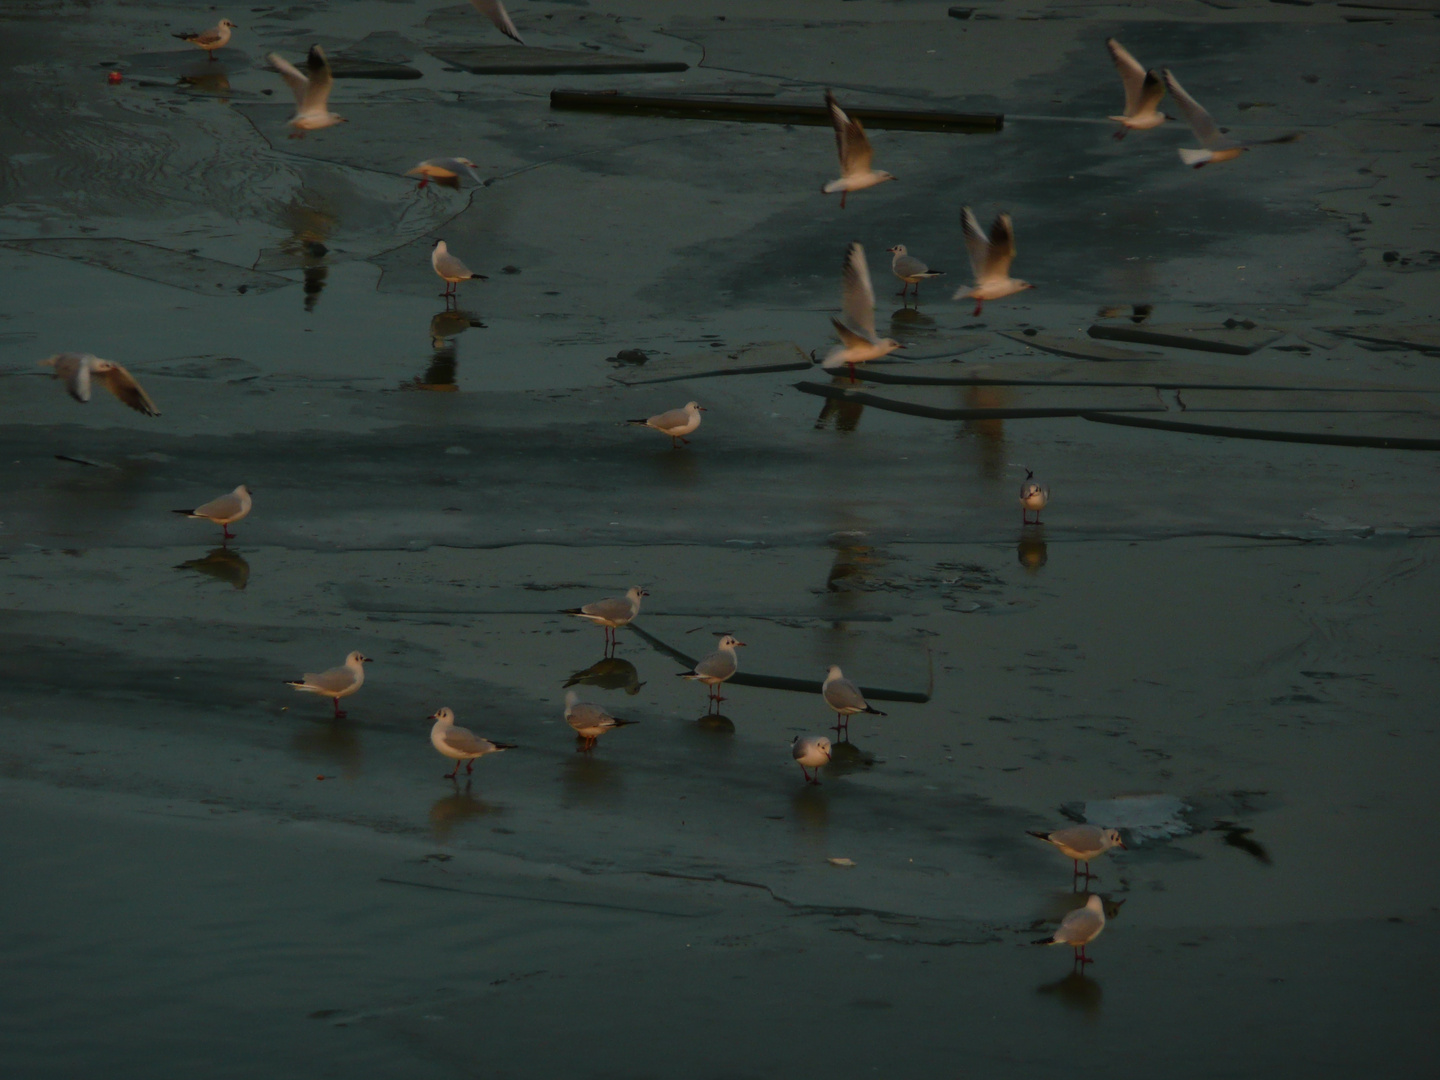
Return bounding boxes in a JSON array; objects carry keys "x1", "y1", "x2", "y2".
[
  {"x1": 1027, "y1": 825, "x2": 1125, "y2": 881},
  {"x1": 173, "y1": 19, "x2": 237, "y2": 60},
  {"x1": 469, "y1": 0, "x2": 524, "y2": 44},
  {"x1": 628, "y1": 401, "x2": 705, "y2": 448},
  {"x1": 822, "y1": 243, "x2": 903, "y2": 382},
  {"x1": 40, "y1": 353, "x2": 159, "y2": 417},
  {"x1": 679, "y1": 634, "x2": 746, "y2": 710},
  {"x1": 562, "y1": 586, "x2": 648, "y2": 653},
  {"x1": 564, "y1": 691, "x2": 637, "y2": 751},
  {"x1": 1105, "y1": 38, "x2": 1167, "y2": 139},
  {"x1": 432, "y1": 239, "x2": 484, "y2": 301},
  {"x1": 1020, "y1": 468, "x2": 1049, "y2": 524},
  {"x1": 267, "y1": 46, "x2": 345, "y2": 135},
  {"x1": 174, "y1": 484, "x2": 252, "y2": 542},
  {"x1": 1161, "y1": 68, "x2": 1299, "y2": 168},
  {"x1": 792, "y1": 735, "x2": 832, "y2": 785},
  {"x1": 821, "y1": 90, "x2": 895, "y2": 209},
  {"x1": 822, "y1": 665, "x2": 887, "y2": 735},
  {"x1": 954, "y1": 208, "x2": 1034, "y2": 317},
  {"x1": 429, "y1": 707, "x2": 515, "y2": 779},
  {"x1": 406, "y1": 157, "x2": 483, "y2": 191},
  {"x1": 285, "y1": 651, "x2": 371, "y2": 719},
  {"x1": 1033, "y1": 894, "x2": 1107, "y2": 969},
  {"x1": 886, "y1": 244, "x2": 944, "y2": 301}
]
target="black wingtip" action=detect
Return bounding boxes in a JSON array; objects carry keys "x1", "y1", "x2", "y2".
[
  {"x1": 1026, "y1": 830, "x2": 1049, "y2": 841},
  {"x1": 866, "y1": 706, "x2": 888, "y2": 716},
  {"x1": 172, "y1": 509, "x2": 195, "y2": 516},
  {"x1": 493, "y1": 742, "x2": 519, "y2": 751}
]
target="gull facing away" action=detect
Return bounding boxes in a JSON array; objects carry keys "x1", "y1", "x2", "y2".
[
  {"x1": 429, "y1": 707, "x2": 515, "y2": 780},
  {"x1": 821, "y1": 90, "x2": 894, "y2": 208},
  {"x1": 173, "y1": 484, "x2": 252, "y2": 541},
  {"x1": 886, "y1": 244, "x2": 944, "y2": 301},
  {"x1": 470, "y1": 0, "x2": 524, "y2": 44},
  {"x1": 432, "y1": 239, "x2": 484, "y2": 300},
  {"x1": 822, "y1": 243, "x2": 903, "y2": 382},
  {"x1": 562, "y1": 586, "x2": 648, "y2": 653},
  {"x1": 679, "y1": 634, "x2": 746, "y2": 709},
  {"x1": 564, "y1": 690, "x2": 637, "y2": 751},
  {"x1": 1033, "y1": 894, "x2": 1107, "y2": 969},
  {"x1": 1027, "y1": 825, "x2": 1125, "y2": 880},
  {"x1": 954, "y1": 208, "x2": 1034, "y2": 317},
  {"x1": 285, "y1": 651, "x2": 371, "y2": 718},
  {"x1": 1162, "y1": 68, "x2": 1300, "y2": 168},
  {"x1": 628, "y1": 401, "x2": 704, "y2": 448},
  {"x1": 40, "y1": 353, "x2": 159, "y2": 417},
  {"x1": 267, "y1": 46, "x2": 344, "y2": 135},
  {"x1": 407, "y1": 158, "x2": 483, "y2": 191},
  {"x1": 1105, "y1": 38, "x2": 1167, "y2": 139},
  {"x1": 822, "y1": 665, "x2": 887, "y2": 734},
  {"x1": 792, "y1": 735, "x2": 832, "y2": 785},
  {"x1": 1020, "y1": 468, "x2": 1049, "y2": 524},
  {"x1": 173, "y1": 19, "x2": 237, "y2": 59}
]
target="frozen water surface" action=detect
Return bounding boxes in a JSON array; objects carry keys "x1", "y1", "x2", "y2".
[{"x1": 2, "y1": 1, "x2": 1439, "y2": 1077}]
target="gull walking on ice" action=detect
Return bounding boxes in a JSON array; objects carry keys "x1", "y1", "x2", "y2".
[
  {"x1": 822, "y1": 243, "x2": 903, "y2": 382},
  {"x1": 173, "y1": 484, "x2": 252, "y2": 542},
  {"x1": 1028, "y1": 825, "x2": 1124, "y2": 880},
  {"x1": 562, "y1": 586, "x2": 647, "y2": 653},
  {"x1": 407, "y1": 158, "x2": 483, "y2": 192},
  {"x1": 886, "y1": 244, "x2": 944, "y2": 301},
  {"x1": 821, "y1": 90, "x2": 895, "y2": 208},
  {"x1": 564, "y1": 690, "x2": 637, "y2": 751},
  {"x1": 429, "y1": 707, "x2": 515, "y2": 779},
  {"x1": 469, "y1": 0, "x2": 524, "y2": 44},
  {"x1": 268, "y1": 45, "x2": 344, "y2": 135},
  {"x1": 1033, "y1": 894, "x2": 1107, "y2": 969},
  {"x1": 286, "y1": 651, "x2": 371, "y2": 718},
  {"x1": 792, "y1": 735, "x2": 832, "y2": 785},
  {"x1": 954, "y1": 207, "x2": 1034, "y2": 317},
  {"x1": 432, "y1": 239, "x2": 484, "y2": 301},
  {"x1": 1020, "y1": 468, "x2": 1049, "y2": 524},
  {"x1": 40, "y1": 353, "x2": 160, "y2": 416},
  {"x1": 1105, "y1": 38, "x2": 1167, "y2": 139},
  {"x1": 679, "y1": 634, "x2": 745, "y2": 710},
  {"x1": 1162, "y1": 68, "x2": 1300, "y2": 168},
  {"x1": 628, "y1": 401, "x2": 704, "y2": 448},
  {"x1": 822, "y1": 665, "x2": 887, "y2": 735},
  {"x1": 174, "y1": 19, "x2": 236, "y2": 60}
]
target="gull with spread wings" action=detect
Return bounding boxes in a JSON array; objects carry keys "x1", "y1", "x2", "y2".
[
  {"x1": 821, "y1": 243, "x2": 903, "y2": 382},
  {"x1": 1105, "y1": 38, "x2": 1167, "y2": 139},
  {"x1": 40, "y1": 353, "x2": 159, "y2": 416},
  {"x1": 470, "y1": 0, "x2": 524, "y2": 44},
  {"x1": 821, "y1": 90, "x2": 895, "y2": 209},
  {"x1": 267, "y1": 45, "x2": 344, "y2": 135},
  {"x1": 1162, "y1": 68, "x2": 1299, "y2": 168},
  {"x1": 953, "y1": 208, "x2": 1034, "y2": 318}
]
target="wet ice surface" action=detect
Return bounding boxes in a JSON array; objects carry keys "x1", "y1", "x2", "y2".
[{"x1": 2, "y1": 1, "x2": 1439, "y2": 1077}]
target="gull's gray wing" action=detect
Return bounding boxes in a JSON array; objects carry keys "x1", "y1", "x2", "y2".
[
  {"x1": 42, "y1": 353, "x2": 91, "y2": 402},
  {"x1": 96, "y1": 361, "x2": 160, "y2": 417},
  {"x1": 1106, "y1": 38, "x2": 1147, "y2": 114},
  {"x1": 267, "y1": 52, "x2": 310, "y2": 107},
  {"x1": 1161, "y1": 69, "x2": 1223, "y2": 147},
  {"x1": 960, "y1": 206, "x2": 990, "y2": 282},
  {"x1": 693, "y1": 650, "x2": 737, "y2": 681},
  {"x1": 470, "y1": 0, "x2": 524, "y2": 45},
  {"x1": 839, "y1": 242, "x2": 878, "y2": 340},
  {"x1": 301, "y1": 46, "x2": 334, "y2": 112},
  {"x1": 301, "y1": 666, "x2": 354, "y2": 693},
  {"x1": 1056, "y1": 906, "x2": 1104, "y2": 944},
  {"x1": 567, "y1": 702, "x2": 613, "y2": 729},
  {"x1": 823, "y1": 677, "x2": 868, "y2": 712},
  {"x1": 827, "y1": 90, "x2": 873, "y2": 176},
  {"x1": 192, "y1": 492, "x2": 243, "y2": 520},
  {"x1": 983, "y1": 214, "x2": 1017, "y2": 282},
  {"x1": 581, "y1": 596, "x2": 633, "y2": 622},
  {"x1": 646, "y1": 407, "x2": 689, "y2": 432},
  {"x1": 892, "y1": 253, "x2": 931, "y2": 279},
  {"x1": 1047, "y1": 825, "x2": 1106, "y2": 855},
  {"x1": 1136, "y1": 70, "x2": 1165, "y2": 116},
  {"x1": 443, "y1": 725, "x2": 496, "y2": 755}
]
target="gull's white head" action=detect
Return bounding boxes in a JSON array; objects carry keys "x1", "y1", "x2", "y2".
[
  {"x1": 345, "y1": 651, "x2": 372, "y2": 666},
  {"x1": 718, "y1": 634, "x2": 746, "y2": 649},
  {"x1": 627, "y1": 586, "x2": 649, "y2": 601},
  {"x1": 1085, "y1": 894, "x2": 1105, "y2": 913},
  {"x1": 816, "y1": 736, "x2": 832, "y2": 758},
  {"x1": 235, "y1": 484, "x2": 252, "y2": 497},
  {"x1": 564, "y1": 689, "x2": 580, "y2": 708},
  {"x1": 1102, "y1": 828, "x2": 1125, "y2": 850},
  {"x1": 886, "y1": 245, "x2": 907, "y2": 256},
  {"x1": 433, "y1": 239, "x2": 449, "y2": 254},
  {"x1": 685, "y1": 401, "x2": 705, "y2": 413},
  {"x1": 220, "y1": 19, "x2": 238, "y2": 30},
  {"x1": 826, "y1": 664, "x2": 844, "y2": 679},
  {"x1": 429, "y1": 706, "x2": 455, "y2": 723}
]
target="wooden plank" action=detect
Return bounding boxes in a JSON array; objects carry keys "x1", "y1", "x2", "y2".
[
  {"x1": 549, "y1": 90, "x2": 1004, "y2": 133},
  {"x1": 1088, "y1": 322, "x2": 1284, "y2": 355},
  {"x1": 432, "y1": 47, "x2": 687, "y2": 75},
  {"x1": 998, "y1": 331, "x2": 1166, "y2": 362},
  {"x1": 609, "y1": 342, "x2": 811, "y2": 386},
  {"x1": 795, "y1": 381, "x2": 1165, "y2": 420}
]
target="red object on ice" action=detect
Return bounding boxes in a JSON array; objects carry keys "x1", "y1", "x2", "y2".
[{"x1": 107, "y1": 71, "x2": 123, "y2": 84}]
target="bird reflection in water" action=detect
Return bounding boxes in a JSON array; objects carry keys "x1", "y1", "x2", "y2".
[
  {"x1": 561, "y1": 754, "x2": 620, "y2": 808},
  {"x1": 825, "y1": 531, "x2": 886, "y2": 595},
  {"x1": 889, "y1": 305, "x2": 936, "y2": 334},
  {"x1": 791, "y1": 783, "x2": 829, "y2": 834},
  {"x1": 961, "y1": 384, "x2": 1008, "y2": 480},
  {"x1": 825, "y1": 737, "x2": 875, "y2": 775},
  {"x1": 563, "y1": 656, "x2": 645, "y2": 696},
  {"x1": 289, "y1": 720, "x2": 362, "y2": 777},
  {"x1": 1214, "y1": 820, "x2": 1272, "y2": 865},
  {"x1": 1017, "y1": 524, "x2": 1047, "y2": 574},
  {"x1": 694, "y1": 712, "x2": 735, "y2": 734},
  {"x1": 429, "y1": 779, "x2": 500, "y2": 841},
  {"x1": 175, "y1": 547, "x2": 250, "y2": 590},
  {"x1": 408, "y1": 308, "x2": 485, "y2": 391},
  {"x1": 179, "y1": 66, "x2": 231, "y2": 99},
  {"x1": 272, "y1": 195, "x2": 335, "y2": 313},
  {"x1": 1036, "y1": 970, "x2": 1103, "y2": 1017},
  {"x1": 814, "y1": 384, "x2": 865, "y2": 433}
]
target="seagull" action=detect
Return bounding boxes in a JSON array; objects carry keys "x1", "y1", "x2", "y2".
[
  {"x1": 1027, "y1": 825, "x2": 1125, "y2": 880},
  {"x1": 792, "y1": 735, "x2": 832, "y2": 785},
  {"x1": 469, "y1": 0, "x2": 524, "y2": 45},
  {"x1": 429, "y1": 707, "x2": 515, "y2": 779},
  {"x1": 1105, "y1": 38, "x2": 1167, "y2": 139},
  {"x1": 432, "y1": 239, "x2": 484, "y2": 300},
  {"x1": 406, "y1": 158, "x2": 483, "y2": 191},
  {"x1": 173, "y1": 19, "x2": 236, "y2": 60},
  {"x1": 886, "y1": 244, "x2": 944, "y2": 301},
  {"x1": 173, "y1": 484, "x2": 252, "y2": 541},
  {"x1": 1161, "y1": 68, "x2": 1300, "y2": 168},
  {"x1": 821, "y1": 243, "x2": 903, "y2": 382},
  {"x1": 561, "y1": 586, "x2": 647, "y2": 653},
  {"x1": 821, "y1": 90, "x2": 895, "y2": 208},
  {"x1": 564, "y1": 690, "x2": 637, "y2": 751},
  {"x1": 39, "y1": 353, "x2": 159, "y2": 416},
  {"x1": 628, "y1": 401, "x2": 704, "y2": 448},
  {"x1": 679, "y1": 634, "x2": 745, "y2": 709},
  {"x1": 954, "y1": 208, "x2": 1034, "y2": 317},
  {"x1": 822, "y1": 665, "x2": 887, "y2": 734},
  {"x1": 1033, "y1": 894, "x2": 1107, "y2": 969},
  {"x1": 285, "y1": 651, "x2": 371, "y2": 719},
  {"x1": 268, "y1": 46, "x2": 344, "y2": 136},
  {"x1": 1020, "y1": 468, "x2": 1049, "y2": 524}
]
